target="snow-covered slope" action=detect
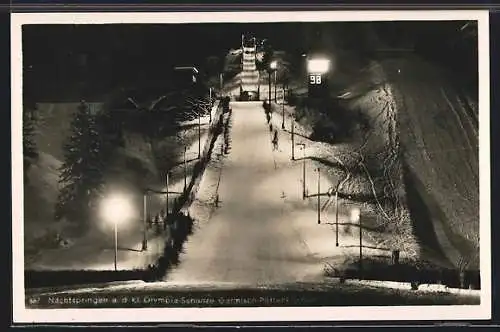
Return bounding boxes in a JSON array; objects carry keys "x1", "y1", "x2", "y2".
[
  {"x1": 24, "y1": 100, "x2": 213, "y2": 270},
  {"x1": 281, "y1": 49, "x2": 479, "y2": 270},
  {"x1": 380, "y1": 57, "x2": 479, "y2": 270}
]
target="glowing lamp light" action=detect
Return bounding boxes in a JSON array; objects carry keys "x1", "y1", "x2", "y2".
[
  {"x1": 101, "y1": 195, "x2": 133, "y2": 225},
  {"x1": 350, "y1": 208, "x2": 361, "y2": 223},
  {"x1": 307, "y1": 59, "x2": 330, "y2": 74},
  {"x1": 270, "y1": 60, "x2": 278, "y2": 70}
]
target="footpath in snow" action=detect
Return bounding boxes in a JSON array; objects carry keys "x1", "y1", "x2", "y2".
[{"x1": 164, "y1": 101, "x2": 378, "y2": 287}]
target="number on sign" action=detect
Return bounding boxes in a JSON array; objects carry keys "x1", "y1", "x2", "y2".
[{"x1": 309, "y1": 74, "x2": 322, "y2": 85}]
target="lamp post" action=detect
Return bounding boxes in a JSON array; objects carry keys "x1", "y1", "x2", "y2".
[
  {"x1": 297, "y1": 143, "x2": 306, "y2": 199},
  {"x1": 198, "y1": 107, "x2": 201, "y2": 159},
  {"x1": 183, "y1": 146, "x2": 187, "y2": 193},
  {"x1": 281, "y1": 88, "x2": 285, "y2": 129},
  {"x1": 269, "y1": 60, "x2": 277, "y2": 103},
  {"x1": 291, "y1": 121, "x2": 295, "y2": 160},
  {"x1": 142, "y1": 192, "x2": 148, "y2": 251},
  {"x1": 274, "y1": 70, "x2": 278, "y2": 102},
  {"x1": 101, "y1": 194, "x2": 132, "y2": 271},
  {"x1": 165, "y1": 172, "x2": 170, "y2": 218},
  {"x1": 335, "y1": 176, "x2": 349, "y2": 247},
  {"x1": 268, "y1": 71, "x2": 272, "y2": 103},
  {"x1": 335, "y1": 187, "x2": 340, "y2": 246},
  {"x1": 114, "y1": 217, "x2": 118, "y2": 270},
  {"x1": 350, "y1": 208, "x2": 362, "y2": 277}
]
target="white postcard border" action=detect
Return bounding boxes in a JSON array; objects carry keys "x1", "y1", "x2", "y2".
[{"x1": 11, "y1": 10, "x2": 491, "y2": 323}]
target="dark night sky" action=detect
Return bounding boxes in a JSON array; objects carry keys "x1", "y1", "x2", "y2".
[
  {"x1": 22, "y1": 21, "x2": 477, "y2": 101},
  {"x1": 22, "y1": 22, "x2": 311, "y2": 69}
]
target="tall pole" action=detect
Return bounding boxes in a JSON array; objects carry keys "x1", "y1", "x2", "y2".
[
  {"x1": 291, "y1": 122, "x2": 295, "y2": 160},
  {"x1": 147, "y1": 194, "x2": 151, "y2": 224},
  {"x1": 198, "y1": 109, "x2": 201, "y2": 159},
  {"x1": 166, "y1": 172, "x2": 169, "y2": 217},
  {"x1": 274, "y1": 71, "x2": 277, "y2": 102},
  {"x1": 281, "y1": 90, "x2": 285, "y2": 129},
  {"x1": 220, "y1": 72, "x2": 223, "y2": 91},
  {"x1": 183, "y1": 146, "x2": 187, "y2": 193},
  {"x1": 268, "y1": 71, "x2": 271, "y2": 103},
  {"x1": 359, "y1": 211, "x2": 363, "y2": 277},
  {"x1": 335, "y1": 188, "x2": 339, "y2": 246},
  {"x1": 302, "y1": 147, "x2": 306, "y2": 199},
  {"x1": 209, "y1": 90, "x2": 212, "y2": 124},
  {"x1": 317, "y1": 168, "x2": 321, "y2": 224},
  {"x1": 114, "y1": 220, "x2": 118, "y2": 271},
  {"x1": 142, "y1": 193, "x2": 147, "y2": 251},
  {"x1": 274, "y1": 70, "x2": 278, "y2": 102}
]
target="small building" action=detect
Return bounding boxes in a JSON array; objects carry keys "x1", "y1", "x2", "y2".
[{"x1": 173, "y1": 66, "x2": 200, "y2": 88}]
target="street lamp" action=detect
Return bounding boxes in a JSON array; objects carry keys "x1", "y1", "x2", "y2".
[
  {"x1": 281, "y1": 87, "x2": 285, "y2": 129},
  {"x1": 268, "y1": 60, "x2": 278, "y2": 103},
  {"x1": 165, "y1": 172, "x2": 170, "y2": 219},
  {"x1": 350, "y1": 207, "x2": 362, "y2": 276},
  {"x1": 334, "y1": 173, "x2": 349, "y2": 247},
  {"x1": 274, "y1": 70, "x2": 278, "y2": 102},
  {"x1": 208, "y1": 88, "x2": 213, "y2": 123},
  {"x1": 101, "y1": 194, "x2": 133, "y2": 271},
  {"x1": 317, "y1": 168, "x2": 321, "y2": 224},
  {"x1": 183, "y1": 146, "x2": 187, "y2": 193},
  {"x1": 142, "y1": 192, "x2": 148, "y2": 251},
  {"x1": 291, "y1": 119, "x2": 295, "y2": 160},
  {"x1": 307, "y1": 58, "x2": 330, "y2": 74},
  {"x1": 198, "y1": 106, "x2": 201, "y2": 159}
]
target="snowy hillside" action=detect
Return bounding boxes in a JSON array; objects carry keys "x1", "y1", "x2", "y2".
[
  {"x1": 24, "y1": 97, "x2": 213, "y2": 270},
  {"x1": 273, "y1": 49, "x2": 479, "y2": 270}
]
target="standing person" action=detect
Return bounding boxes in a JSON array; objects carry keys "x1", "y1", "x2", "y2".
[{"x1": 272, "y1": 129, "x2": 279, "y2": 151}]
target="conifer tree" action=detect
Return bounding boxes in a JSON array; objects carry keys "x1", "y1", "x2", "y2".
[{"x1": 55, "y1": 101, "x2": 104, "y2": 227}]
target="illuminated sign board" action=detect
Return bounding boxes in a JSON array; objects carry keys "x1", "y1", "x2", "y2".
[{"x1": 308, "y1": 73, "x2": 328, "y2": 98}]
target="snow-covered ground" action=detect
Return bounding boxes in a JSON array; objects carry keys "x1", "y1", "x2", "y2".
[
  {"x1": 379, "y1": 58, "x2": 479, "y2": 270},
  {"x1": 269, "y1": 97, "x2": 420, "y2": 261},
  {"x1": 162, "y1": 102, "x2": 386, "y2": 287},
  {"x1": 329, "y1": 57, "x2": 479, "y2": 270},
  {"x1": 25, "y1": 103, "x2": 217, "y2": 271},
  {"x1": 276, "y1": 52, "x2": 479, "y2": 271}
]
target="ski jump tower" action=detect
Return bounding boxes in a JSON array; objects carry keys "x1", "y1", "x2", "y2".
[{"x1": 239, "y1": 34, "x2": 260, "y2": 100}]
